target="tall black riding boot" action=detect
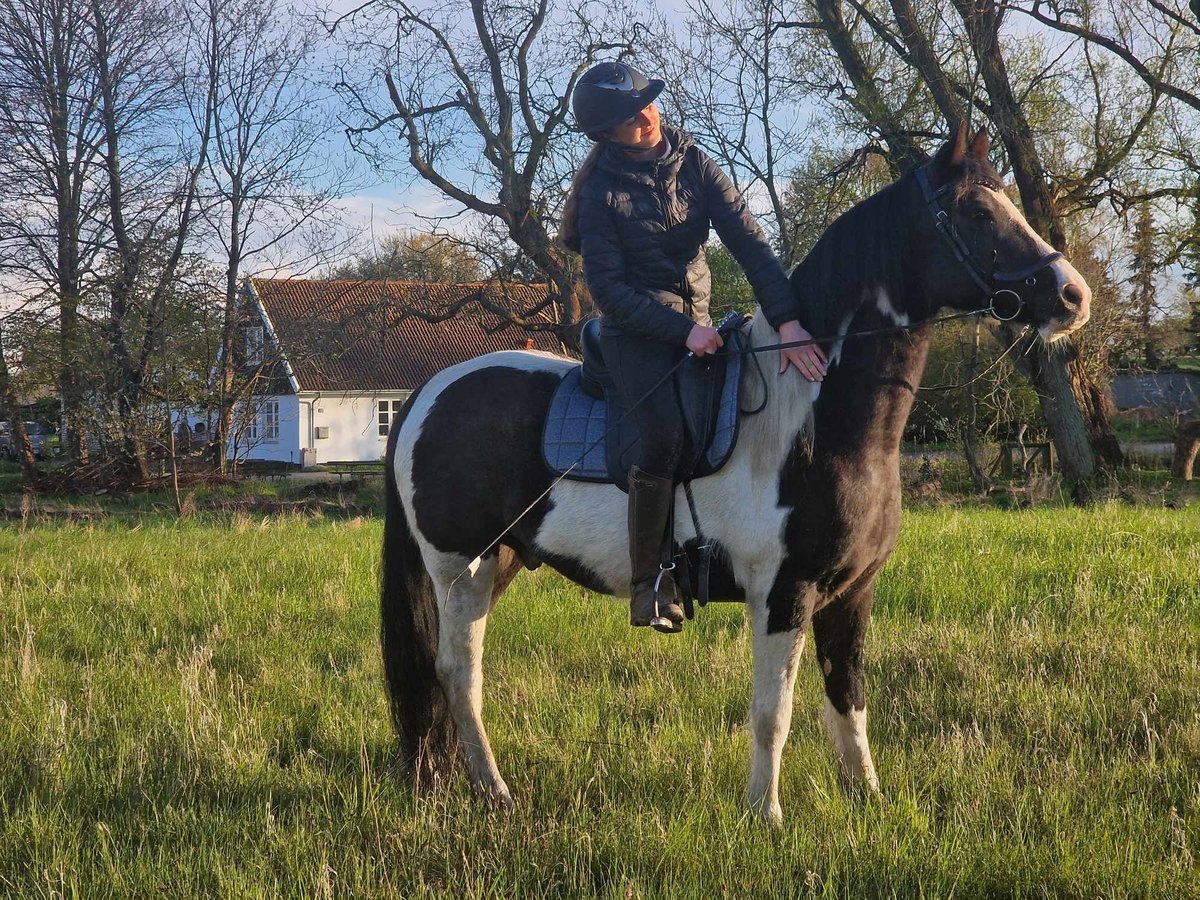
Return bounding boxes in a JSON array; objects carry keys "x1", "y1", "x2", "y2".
[{"x1": 627, "y1": 465, "x2": 685, "y2": 634}]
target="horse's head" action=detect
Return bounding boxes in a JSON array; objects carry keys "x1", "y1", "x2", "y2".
[{"x1": 913, "y1": 125, "x2": 1091, "y2": 341}]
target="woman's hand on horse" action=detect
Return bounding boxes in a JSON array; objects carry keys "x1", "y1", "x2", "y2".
[
  {"x1": 777, "y1": 320, "x2": 827, "y2": 381},
  {"x1": 686, "y1": 324, "x2": 724, "y2": 357}
]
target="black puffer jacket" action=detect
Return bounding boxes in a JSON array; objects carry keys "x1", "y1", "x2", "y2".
[{"x1": 573, "y1": 126, "x2": 799, "y2": 345}]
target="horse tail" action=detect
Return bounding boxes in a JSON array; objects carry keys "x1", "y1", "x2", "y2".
[{"x1": 380, "y1": 403, "x2": 457, "y2": 786}]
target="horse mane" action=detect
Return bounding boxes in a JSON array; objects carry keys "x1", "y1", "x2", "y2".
[
  {"x1": 736, "y1": 173, "x2": 918, "y2": 475},
  {"x1": 788, "y1": 175, "x2": 915, "y2": 340}
]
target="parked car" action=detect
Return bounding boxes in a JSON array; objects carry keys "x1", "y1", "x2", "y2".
[{"x1": 0, "y1": 421, "x2": 51, "y2": 460}]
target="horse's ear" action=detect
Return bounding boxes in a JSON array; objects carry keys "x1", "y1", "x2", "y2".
[
  {"x1": 932, "y1": 122, "x2": 968, "y2": 177},
  {"x1": 968, "y1": 127, "x2": 990, "y2": 161}
]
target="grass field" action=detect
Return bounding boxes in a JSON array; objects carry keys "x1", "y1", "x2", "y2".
[{"x1": 1, "y1": 504, "x2": 1198, "y2": 897}]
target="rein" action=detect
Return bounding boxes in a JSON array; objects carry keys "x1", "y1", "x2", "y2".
[{"x1": 725, "y1": 304, "x2": 998, "y2": 358}]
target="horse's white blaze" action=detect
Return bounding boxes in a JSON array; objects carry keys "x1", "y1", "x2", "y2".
[
  {"x1": 746, "y1": 596, "x2": 807, "y2": 825},
  {"x1": 875, "y1": 286, "x2": 910, "y2": 327},
  {"x1": 990, "y1": 189, "x2": 1091, "y2": 340},
  {"x1": 820, "y1": 698, "x2": 879, "y2": 790}
]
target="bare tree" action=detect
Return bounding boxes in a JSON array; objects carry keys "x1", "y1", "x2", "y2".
[
  {"x1": 657, "y1": 0, "x2": 819, "y2": 264},
  {"x1": 1009, "y1": 0, "x2": 1200, "y2": 113},
  {"x1": 0, "y1": 324, "x2": 38, "y2": 480},
  {"x1": 808, "y1": 0, "x2": 932, "y2": 174},
  {"x1": 86, "y1": 0, "x2": 214, "y2": 477},
  {"x1": 328, "y1": 0, "x2": 647, "y2": 335},
  {"x1": 0, "y1": 0, "x2": 107, "y2": 460}
]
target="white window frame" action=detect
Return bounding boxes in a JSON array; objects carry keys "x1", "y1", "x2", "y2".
[
  {"x1": 378, "y1": 395, "x2": 411, "y2": 437},
  {"x1": 241, "y1": 399, "x2": 278, "y2": 444},
  {"x1": 262, "y1": 399, "x2": 279, "y2": 442}
]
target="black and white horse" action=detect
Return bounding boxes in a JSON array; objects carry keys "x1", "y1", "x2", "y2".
[{"x1": 379, "y1": 128, "x2": 1091, "y2": 824}]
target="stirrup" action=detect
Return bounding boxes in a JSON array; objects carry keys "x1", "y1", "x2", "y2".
[{"x1": 650, "y1": 562, "x2": 683, "y2": 633}]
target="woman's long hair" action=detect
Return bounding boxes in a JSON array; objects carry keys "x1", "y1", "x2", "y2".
[{"x1": 558, "y1": 141, "x2": 605, "y2": 254}]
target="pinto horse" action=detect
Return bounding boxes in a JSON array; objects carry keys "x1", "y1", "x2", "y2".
[{"x1": 379, "y1": 127, "x2": 1091, "y2": 824}]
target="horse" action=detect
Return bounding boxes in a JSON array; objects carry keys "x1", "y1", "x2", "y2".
[{"x1": 378, "y1": 126, "x2": 1091, "y2": 825}]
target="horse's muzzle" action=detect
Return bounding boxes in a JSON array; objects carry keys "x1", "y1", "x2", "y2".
[{"x1": 1041, "y1": 281, "x2": 1091, "y2": 342}]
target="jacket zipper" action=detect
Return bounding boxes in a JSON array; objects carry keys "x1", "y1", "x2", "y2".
[{"x1": 652, "y1": 165, "x2": 691, "y2": 313}]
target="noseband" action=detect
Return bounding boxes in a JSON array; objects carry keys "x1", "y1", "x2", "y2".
[{"x1": 915, "y1": 165, "x2": 1063, "y2": 322}]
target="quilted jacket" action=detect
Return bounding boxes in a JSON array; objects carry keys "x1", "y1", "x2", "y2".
[{"x1": 571, "y1": 126, "x2": 799, "y2": 345}]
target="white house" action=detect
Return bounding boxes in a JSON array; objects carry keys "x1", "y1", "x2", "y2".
[{"x1": 235, "y1": 277, "x2": 562, "y2": 466}]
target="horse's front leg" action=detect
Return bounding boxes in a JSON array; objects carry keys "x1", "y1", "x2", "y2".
[
  {"x1": 746, "y1": 592, "x2": 808, "y2": 826},
  {"x1": 813, "y1": 581, "x2": 880, "y2": 791}
]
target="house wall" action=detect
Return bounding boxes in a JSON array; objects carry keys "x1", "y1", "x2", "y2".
[
  {"x1": 233, "y1": 395, "x2": 303, "y2": 465},
  {"x1": 236, "y1": 392, "x2": 413, "y2": 465}
]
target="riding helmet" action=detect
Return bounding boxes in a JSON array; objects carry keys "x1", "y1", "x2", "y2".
[{"x1": 572, "y1": 61, "x2": 665, "y2": 139}]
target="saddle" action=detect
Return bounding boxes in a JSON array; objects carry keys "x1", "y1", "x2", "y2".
[{"x1": 542, "y1": 316, "x2": 747, "y2": 492}]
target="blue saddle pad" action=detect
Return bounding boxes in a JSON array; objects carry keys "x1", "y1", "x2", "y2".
[
  {"x1": 541, "y1": 367, "x2": 612, "y2": 481},
  {"x1": 541, "y1": 333, "x2": 745, "y2": 489}
]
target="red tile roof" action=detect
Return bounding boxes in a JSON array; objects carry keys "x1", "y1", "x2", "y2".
[{"x1": 248, "y1": 278, "x2": 565, "y2": 393}]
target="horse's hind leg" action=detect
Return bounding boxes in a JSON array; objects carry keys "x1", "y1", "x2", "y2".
[
  {"x1": 430, "y1": 550, "x2": 512, "y2": 805},
  {"x1": 812, "y1": 583, "x2": 880, "y2": 791}
]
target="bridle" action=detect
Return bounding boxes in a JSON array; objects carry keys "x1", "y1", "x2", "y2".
[{"x1": 914, "y1": 164, "x2": 1063, "y2": 323}]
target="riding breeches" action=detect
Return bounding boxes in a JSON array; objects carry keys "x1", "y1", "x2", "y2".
[{"x1": 601, "y1": 327, "x2": 686, "y2": 480}]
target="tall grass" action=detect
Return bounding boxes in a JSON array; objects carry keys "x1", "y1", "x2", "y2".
[{"x1": 0, "y1": 505, "x2": 1197, "y2": 897}]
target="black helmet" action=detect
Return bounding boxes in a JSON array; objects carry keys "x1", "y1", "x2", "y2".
[{"x1": 572, "y1": 61, "x2": 665, "y2": 139}]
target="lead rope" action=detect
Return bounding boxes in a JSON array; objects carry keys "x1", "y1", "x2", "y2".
[{"x1": 447, "y1": 300, "x2": 1004, "y2": 590}]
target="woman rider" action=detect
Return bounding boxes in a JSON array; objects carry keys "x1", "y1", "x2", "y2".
[{"x1": 561, "y1": 61, "x2": 827, "y2": 634}]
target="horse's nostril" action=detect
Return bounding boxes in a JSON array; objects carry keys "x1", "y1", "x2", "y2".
[{"x1": 1062, "y1": 282, "x2": 1085, "y2": 307}]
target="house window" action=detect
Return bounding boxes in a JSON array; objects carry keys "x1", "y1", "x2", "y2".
[
  {"x1": 244, "y1": 325, "x2": 264, "y2": 366},
  {"x1": 243, "y1": 399, "x2": 278, "y2": 443},
  {"x1": 262, "y1": 400, "x2": 279, "y2": 442},
  {"x1": 378, "y1": 396, "x2": 411, "y2": 436}
]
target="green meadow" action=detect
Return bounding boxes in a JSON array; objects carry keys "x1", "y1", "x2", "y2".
[{"x1": 1, "y1": 503, "x2": 1198, "y2": 897}]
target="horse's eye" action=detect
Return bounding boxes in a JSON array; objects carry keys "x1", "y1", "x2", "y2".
[{"x1": 968, "y1": 210, "x2": 991, "y2": 223}]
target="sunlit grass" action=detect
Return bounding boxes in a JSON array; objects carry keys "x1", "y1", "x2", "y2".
[{"x1": 1, "y1": 505, "x2": 1197, "y2": 897}]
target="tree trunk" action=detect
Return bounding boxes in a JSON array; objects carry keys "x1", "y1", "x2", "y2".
[
  {"x1": 214, "y1": 194, "x2": 244, "y2": 474},
  {"x1": 1172, "y1": 421, "x2": 1200, "y2": 480},
  {"x1": 58, "y1": 294, "x2": 87, "y2": 461},
  {"x1": 954, "y1": 0, "x2": 1125, "y2": 490},
  {"x1": 510, "y1": 205, "x2": 590, "y2": 329}
]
